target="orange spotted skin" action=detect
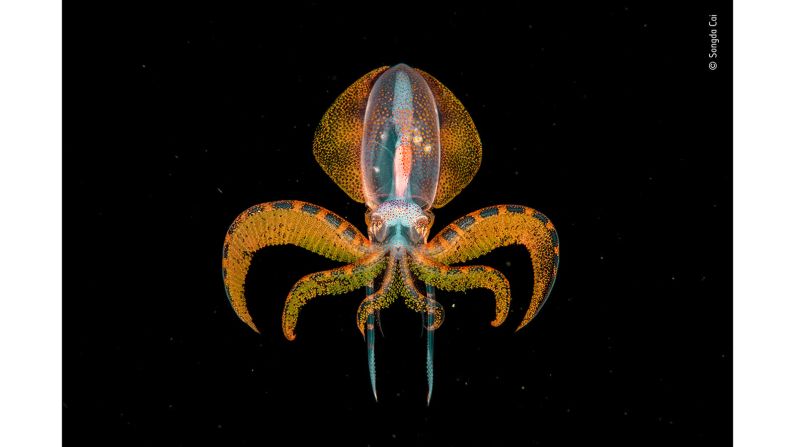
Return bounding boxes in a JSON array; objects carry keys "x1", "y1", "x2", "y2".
[
  {"x1": 422, "y1": 204, "x2": 559, "y2": 330},
  {"x1": 222, "y1": 200, "x2": 371, "y2": 334},
  {"x1": 313, "y1": 67, "x2": 389, "y2": 204},
  {"x1": 414, "y1": 69, "x2": 482, "y2": 208},
  {"x1": 282, "y1": 250, "x2": 386, "y2": 341},
  {"x1": 222, "y1": 64, "x2": 559, "y2": 403},
  {"x1": 409, "y1": 251, "x2": 511, "y2": 328}
]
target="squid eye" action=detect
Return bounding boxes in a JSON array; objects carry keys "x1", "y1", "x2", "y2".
[
  {"x1": 409, "y1": 216, "x2": 430, "y2": 244},
  {"x1": 415, "y1": 216, "x2": 429, "y2": 229},
  {"x1": 370, "y1": 213, "x2": 387, "y2": 242}
]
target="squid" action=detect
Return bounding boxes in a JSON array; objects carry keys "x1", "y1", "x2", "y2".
[{"x1": 222, "y1": 64, "x2": 559, "y2": 404}]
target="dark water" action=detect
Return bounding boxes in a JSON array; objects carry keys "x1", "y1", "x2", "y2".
[{"x1": 66, "y1": 2, "x2": 732, "y2": 445}]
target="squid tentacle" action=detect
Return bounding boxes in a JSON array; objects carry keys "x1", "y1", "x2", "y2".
[
  {"x1": 409, "y1": 251, "x2": 510, "y2": 328},
  {"x1": 222, "y1": 200, "x2": 371, "y2": 333},
  {"x1": 365, "y1": 283, "x2": 378, "y2": 401},
  {"x1": 425, "y1": 284, "x2": 436, "y2": 406},
  {"x1": 356, "y1": 253, "x2": 399, "y2": 336},
  {"x1": 399, "y1": 254, "x2": 444, "y2": 331},
  {"x1": 422, "y1": 204, "x2": 559, "y2": 331},
  {"x1": 282, "y1": 251, "x2": 386, "y2": 340}
]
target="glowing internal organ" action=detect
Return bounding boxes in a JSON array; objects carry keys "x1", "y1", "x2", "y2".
[
  {"x1": 361, "y1": 66, "x2": 440, "y2": 209},
  {"x1": 222, "y1": 64, "x2": 559, "y2": 404}
]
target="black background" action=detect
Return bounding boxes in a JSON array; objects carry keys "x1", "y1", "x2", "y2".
[{"x1": 67, "y1": 2, "x2": 731, "y2": 445}]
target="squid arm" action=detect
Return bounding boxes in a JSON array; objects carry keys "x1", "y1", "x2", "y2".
[
  {"x1": 409, "y1": 251, "x2": 510, "y2": 328},
  {"x1": 282, "y1": 251, "x2": 386, "y2": 340},
  {"x1": 222, "y1": 200, "x2": 372, "y2": 334},
  {"x1": 423, "y1": 204, "x2": 560, "y2": 330}
]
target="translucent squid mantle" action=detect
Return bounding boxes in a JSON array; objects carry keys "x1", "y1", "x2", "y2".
[{"x1": 222, "y1": 64, "x2": 560, "y2": 404}]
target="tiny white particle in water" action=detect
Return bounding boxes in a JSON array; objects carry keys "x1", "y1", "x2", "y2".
[{"x1": 451, "y1": 303, "x2": 456, "y2": 308}]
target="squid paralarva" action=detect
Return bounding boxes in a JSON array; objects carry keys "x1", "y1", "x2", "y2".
[{"x1": 222, "y1": 64, "x2": 560, "y2": 404}]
